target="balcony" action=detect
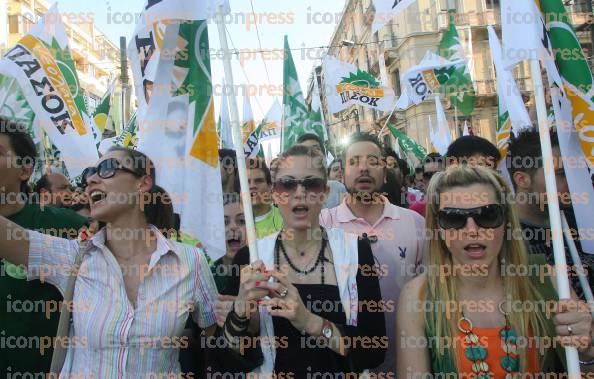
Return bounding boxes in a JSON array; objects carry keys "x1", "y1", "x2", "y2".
[{"x1": 437, "y1": 9, "x2": 500, "y2": 29}]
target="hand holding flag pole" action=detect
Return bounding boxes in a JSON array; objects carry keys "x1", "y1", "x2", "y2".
[
  {"x1": 530, "y1": 59, "x2": 581, "y2": 377},
  {"x1": 216, "y1": 6, "x2": 259, "y2": 262}
]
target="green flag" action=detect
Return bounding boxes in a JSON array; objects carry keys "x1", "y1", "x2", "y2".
[
  {"x1": 388, "y1": 125, "x2": 427, "y2": 160},
  {"x1": 92, "y1": 83, "x2": 114, "y2": 133},
  {"x1": 281, "y1": 36, "x2": 326, "y2": 151},
  {"x1": 0, "y1": 74, "x2": 35, "y2": 129},
  {"x1": 437, "y1": 14, "x2": 475, "y2": 116}
]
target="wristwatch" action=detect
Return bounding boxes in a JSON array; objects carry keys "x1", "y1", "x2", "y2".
[{"x1": 320, "y1": 319, "x2": 333, "y2": 340}]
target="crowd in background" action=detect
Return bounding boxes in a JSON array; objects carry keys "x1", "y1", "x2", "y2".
[{"x1": 1, "y1": 114, "x2": 594, "y2": 378}]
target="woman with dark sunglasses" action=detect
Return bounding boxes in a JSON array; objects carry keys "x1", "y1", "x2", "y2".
[
  {"x1": 208, "y1": 145, "x2": 387, "y2": 378},
  {"x1": 0, "y1": 147, "x2": 218, "y2": 377},
  {"x1": 396, "y1": 165, "x2": 594, "y2": 377}
]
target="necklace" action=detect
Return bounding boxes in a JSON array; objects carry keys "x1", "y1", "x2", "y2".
[
  {"x1": 458, "y1": 306, "x2": 519, "y2": 377},
  {"x1": 276, "y1": 228, "x2": 327, "y2": 283}
]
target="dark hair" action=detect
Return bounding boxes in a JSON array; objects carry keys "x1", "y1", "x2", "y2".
[
  {"x1": 398, "y1": 158, "x2": 410, "y2": 176},
  {"x1": 328, "y1": 158, "x2": 342, "y2": 174},
  {"x1": 246, "y1": 157, "x2": 272, "y2": 185},
  {"x1": 34, "y1": 174, "x2": 51, "y2": 194},
  {"x1": 509, "y1": 127, "x2": 559, "y2": 180},
  {"x1": 107, "y1": 146, "x2": 174, "y2": 231},
  {"x1": 278, "y1": 144, "x2": 327, "y2": 181},
  {"x1": 382, "y1": 169, "x2": 406, "y2": 207},
  {"x1": 343, "y1": 132, "x2": 384, "y2": 161},
  {"x1": 415, "y1": 167, "x2": 424, "y2": 174},
  {"x1": 445, "y1": 135, "x2": 500, "y2": 167},
  {"x1": 297, "y1": 133, "x2": 326, "y2": 156},
  {"x1": 223, "y1": 192, "x2": 242, "y2": 207},
  {"x1": 384, "y1": 147, "x2": 399, "y2": 162},
  {"x1": 424, "y1": 153, "x2": 444, "y2": 170},
  {"x1": 219, "y1": 149, "x2": 237, "y2": 169},
  {"x1": 0, "y1": 117, "x2": 37, "y2": 193}
]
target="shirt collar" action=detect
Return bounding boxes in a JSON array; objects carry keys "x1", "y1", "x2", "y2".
[
  {"x1": 89, "y1": 225, "x2": 179, "y2": 269},
  {"x1": 336, "y1": 195, "x2": 400, "y2": 223}
]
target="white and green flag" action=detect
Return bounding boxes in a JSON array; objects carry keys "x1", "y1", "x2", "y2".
[
  {"x1": 132, "y1": 2, "x2": 227, "y2": 259},
  {"x1": 437, "y1": 14, "x2": 475, "y2": 116},
  {"x1": 0, "y1": 5, "x2": 98, "y2": 177},
  {"x1": 281, "y1": 36, "x2": 326, "y2": 151},
  {"x1": 432, "y1": 95, "x2": 453, "y2": 155},
  {"x1": 92, "y1": 81, "x2": 115, "y2": 134},
  {"x1": 217, "y1": 80, "x2": 233, "y2": 149},
  {"x1": 399, "y1": 52, "x2": 467, "y2": 105},
  {"x1": 388, "y1": 125, "x2": 427, "y2": 160},
  {"x1": 372, "y1": 0, "x2": 417, "y2": 33},
  {"x1": 322, "y1": 55, "x2": 396, "y2": 113},
  {"x1": 0, "y1": 74, "x2": 35, "y2": 130},
  {"x1": 242, "y1": 93, "x2": 261, "y2": 158}
]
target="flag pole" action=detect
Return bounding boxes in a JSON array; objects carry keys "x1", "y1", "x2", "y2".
[
  {"x1": 530, "y1": 59, "x2": 581, "y2": 377},
  {"x1": 561, "y1": 213, "x2": 594, "y2": 318},
  {"x1": 216, "y1": 6, "x2": 259, "y2": 262},
  {"x1": 377, "y1": 101, "x2": 399, "y2": 138},
  {"x1": 454, "y1": 105, "x2": 460, "y2": 137}
]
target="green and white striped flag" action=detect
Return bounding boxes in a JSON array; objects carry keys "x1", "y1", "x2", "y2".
[
  {"x1": 388, "y1": 125, "x2": 427, "y2": 160},
  {"x1": 0, "y1": 74, "x2": 35, "y2": 130},
  {"x1": 437, "y1": 14, "x2": 476, "y2": 116},
  {"x1": 281, "y1": 36, "x2": 326, "y2": 151}
]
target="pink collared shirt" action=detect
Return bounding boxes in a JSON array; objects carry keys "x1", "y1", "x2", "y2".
[{"x1": 320, "y1": 197, "x2": 426, "y2": 375}]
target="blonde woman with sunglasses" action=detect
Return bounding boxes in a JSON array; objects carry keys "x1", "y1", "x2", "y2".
[{"x1": 396, "y1": 165, "x2": 594, "y2": 377}]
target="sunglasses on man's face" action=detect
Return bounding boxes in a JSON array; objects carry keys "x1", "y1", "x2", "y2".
[
  {"x1": 437, "y1": 204, "x2": 505, "y2": 230},
  {"x1": 273, "y1": 177, "x2": 326, "y2": 194},
  {"x1": 81, "y1": 158, "x2": 141, "y2": 187}
]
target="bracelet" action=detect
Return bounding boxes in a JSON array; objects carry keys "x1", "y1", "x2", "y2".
[{"x1": 580, "y1": 357, "x2": 594, "y2": 366}]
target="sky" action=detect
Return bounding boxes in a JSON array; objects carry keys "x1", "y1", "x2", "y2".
[{"x1": 56, "y1": 0, "x2": 347, "y2": 120}]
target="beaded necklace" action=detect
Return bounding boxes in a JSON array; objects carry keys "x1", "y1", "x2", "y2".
[{"x1": 458, "y1": 308, "x2": 519, "y2": 378}]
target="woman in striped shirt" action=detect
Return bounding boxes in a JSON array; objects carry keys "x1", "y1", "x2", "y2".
[{"x1": 0, "y1": 147, "x2": 218, "y2": 378}]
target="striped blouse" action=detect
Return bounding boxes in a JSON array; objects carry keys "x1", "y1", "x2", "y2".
[{"x1": 26, "y1": 226, "x2": 218, "y2": 378}]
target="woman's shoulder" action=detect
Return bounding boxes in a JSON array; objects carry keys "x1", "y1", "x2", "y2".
[{"x1": 400, "y1": 274, "x2": 428, "y2": 306}]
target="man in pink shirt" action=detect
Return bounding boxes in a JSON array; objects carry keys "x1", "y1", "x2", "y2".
[{"x1": 320, "y1": 133, "x2": 426, "y2": 378}]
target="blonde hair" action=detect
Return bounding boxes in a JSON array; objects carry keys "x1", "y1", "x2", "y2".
[{"x1": 424, "y1": 165, "x2": 549, "y2": 372}]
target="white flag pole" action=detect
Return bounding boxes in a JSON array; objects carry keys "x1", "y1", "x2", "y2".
[
  {"x1": 378, "y1": 101, "x2": 399, "y2": 137},
  {"x1": 529, "y1": 59, "x2": 581, "y2": 377},
  {"x1": 216, "y1": 6, "x2": 259, "y2": 262},
  {"x1": 561, "y1": 213, "x2": 594, "y2": 318}
]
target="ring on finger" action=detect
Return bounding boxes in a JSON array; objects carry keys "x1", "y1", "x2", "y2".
[
  {"x1": 568, "y1": 325, "x2": 574, "y2": 336},
  {"x1": 279, "y1": 287, "x2": 289, "y2": 298}
]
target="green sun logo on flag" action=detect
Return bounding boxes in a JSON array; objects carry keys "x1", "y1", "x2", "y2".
[{"x1": 340, "y1": 69, "x2": 381, "y2": 88}]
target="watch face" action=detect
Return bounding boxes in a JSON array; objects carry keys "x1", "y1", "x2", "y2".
[{"x1": 322, "y1": 326, "x2": 332, "y2": 339}]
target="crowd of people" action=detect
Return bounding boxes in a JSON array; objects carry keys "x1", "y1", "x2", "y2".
[{"x1": 1, "y1": 114, "x2": 593, "y2": 378}]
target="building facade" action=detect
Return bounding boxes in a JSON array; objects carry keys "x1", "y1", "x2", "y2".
[{"x1": 309, "y1": 0, "x2": 594, "y2": 155}]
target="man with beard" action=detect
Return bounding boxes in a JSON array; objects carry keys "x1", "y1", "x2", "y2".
[{"x1": 320, "y1": 132, "x2": 426, "y2": 378}]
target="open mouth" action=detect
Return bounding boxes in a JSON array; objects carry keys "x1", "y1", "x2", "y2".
[
  {"x1": 90, "y1": 191, "x2": 107, "y2": 205},
  {"x1": 292, "y1": 205, "x2": 309, "y2": 217},
  {"x1": 226, "y1": 238, "x2": 242, "y2": 249},
  {"x1": 463, "y1": 243, "x2": 487, "y2": 258},
  {"x1": 356, "y1": 177, "x2": 374, "y2": 185}
]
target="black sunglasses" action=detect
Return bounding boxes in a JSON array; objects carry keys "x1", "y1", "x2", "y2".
[
  {"x1": 438, "y1": 204, "x2": 505, "y2": 230},
  {"x1": 273, "y1": 177, "x2": 326, "y2": 194},
  {"x1": 81, "y1": 158, "x2": 142, "y2": 187}
]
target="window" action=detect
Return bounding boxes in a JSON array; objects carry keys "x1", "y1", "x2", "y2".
[
  {"x1": 8, "y1": 15, "x2": 19, "y2": 34},
  {"x1": 485, "y1": 0, "x2": 500, "y2": 9},
  {"x1": 393, "y1": 69, "x2": 401, "y2": 97}
]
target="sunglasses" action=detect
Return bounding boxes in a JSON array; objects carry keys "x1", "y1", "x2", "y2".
[
  {"x1": 273, "y1": 177, "x2": 326, "y2": 193},
  {"x1": 81, "y1": 158, "x2": 142, "y2": 187},
  {"x1": 438, "y1": 204, "x2": 505, "y2": 230}
]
